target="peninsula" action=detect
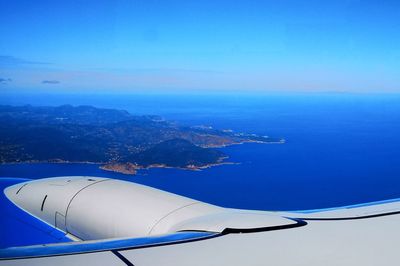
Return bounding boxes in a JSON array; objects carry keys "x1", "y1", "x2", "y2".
[{"x1": 0, "y1": 105, "x2": 284, "y2": 174}]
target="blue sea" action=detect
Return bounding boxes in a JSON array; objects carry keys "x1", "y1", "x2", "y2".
[{"x1": 1, "y1": 92, "x2": 400, "y2": 211}]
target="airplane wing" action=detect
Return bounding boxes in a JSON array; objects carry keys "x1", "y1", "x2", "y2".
[{"x1": 1, "y1": 176, "x2": 400, "y2": 266}]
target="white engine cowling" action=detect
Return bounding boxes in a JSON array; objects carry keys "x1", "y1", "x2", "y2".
[{"x1": 5, "y1": 176, "x2": 296, "y2": 240}]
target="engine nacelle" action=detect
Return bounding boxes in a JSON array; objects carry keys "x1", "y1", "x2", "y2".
[{"x1": 5, "y1": 176, "x2": 296, "y2": 241}]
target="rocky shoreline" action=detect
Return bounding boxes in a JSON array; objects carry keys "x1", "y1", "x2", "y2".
[
  {"x1": 1, "y1": 139, "x2": 284, "y2": 176},
  {"x1": 99, "y1": 155, "x2": 238, "y2": 175}
]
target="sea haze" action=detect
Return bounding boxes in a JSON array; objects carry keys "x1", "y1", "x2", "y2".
[{"x1": 1, "y1": 92, "x2": 400, "y2": 211}]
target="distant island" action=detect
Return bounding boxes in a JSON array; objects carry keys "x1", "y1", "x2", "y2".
[{"x1": 0, "y1": 105, "x2": 284, "y2": 174}]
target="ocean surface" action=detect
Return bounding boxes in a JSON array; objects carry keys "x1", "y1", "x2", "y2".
[{"x1": 1, "y1": 92, "x2": 400, "y2": 211}]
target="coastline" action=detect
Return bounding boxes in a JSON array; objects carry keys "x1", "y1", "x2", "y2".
[
  {"x1": 99, "y1": 156, "x2": 239, "y2": 175},
  {"x1": 200, "y1": 138, "x2": 285, "y2": 148},
  {"x1": 0, "y1": 139, "x2": 284, "y2": 176},
  {"x1": 0, "y1": 158, "x2": 237, "y2": 176}
]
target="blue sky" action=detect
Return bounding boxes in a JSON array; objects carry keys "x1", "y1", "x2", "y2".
[{"x1": 0, "y1": 0, "x2": 399, "y2": 93}]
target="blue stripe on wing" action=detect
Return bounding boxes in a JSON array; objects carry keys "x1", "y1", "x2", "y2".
[
  {"x1": 291, "y1": 197, "x2": 400, "y2": 214},
  {"x1": 0, "y1": 231, "x2": 218, "y2": 260}
]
